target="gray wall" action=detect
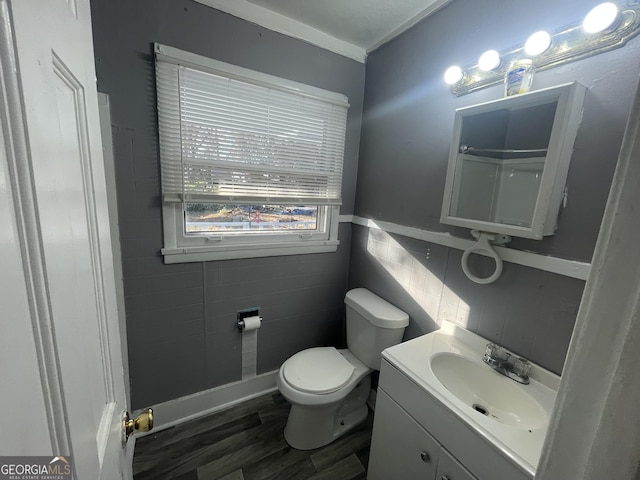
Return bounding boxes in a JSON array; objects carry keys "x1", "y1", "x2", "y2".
[
  {"x1": 89, "y1": 0, "x2": 365, "y2": 409},
  {"x1": 349, "y1": 225, "x2": 583, "y2": 373},
  {"x1": 355, "y1": 0, "x2": 640, "y2": 263},
  {"x1": 91, "y1": 0, "x2": 639, "y2": 407},
  {"x1": 350, "y1": 0, "x2": 640, "y2": 373}
]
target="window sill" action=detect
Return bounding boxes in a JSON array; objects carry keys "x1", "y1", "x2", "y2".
[{"x1": 161, "y1": 239, "x2": 340, "y2": 264}]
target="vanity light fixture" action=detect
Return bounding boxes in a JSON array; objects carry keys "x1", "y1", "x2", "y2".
[
  {"x1": 446, "y1": 0, "x2": 640, "y2": 96},
  {"x1": 584, "y1": 2, "x2": 620, "y2": 33},
  {"x1": 444, "y1": 65, "x2": 463, "y2": 85},
  {"x1": 524, "y1": 31, "x2": 552, "y2": 56},
  {"x1": 478, "y1": 50, "x2": 501, "y2": 71}
]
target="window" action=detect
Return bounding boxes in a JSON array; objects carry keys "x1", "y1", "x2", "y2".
[{"x1": 155, "y1": 44, "x2": 349, "y2": 263}]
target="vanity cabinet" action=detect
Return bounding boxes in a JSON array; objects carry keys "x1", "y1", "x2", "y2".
[
  {"x1": 369, "y1": 389, "x2": 476, "y2": 480},
  {"x1": 368, "y1": 358, "x2": 532, "y2": 480}
]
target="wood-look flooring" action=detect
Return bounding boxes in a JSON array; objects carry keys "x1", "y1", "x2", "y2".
[{"x1": 133, "y1": 392, "x2": 373, "y2": 480}]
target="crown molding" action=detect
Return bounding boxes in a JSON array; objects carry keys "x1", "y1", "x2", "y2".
[
  {"x1": 193, "y1": 0, "x2": 367, "y2": 63},
  {"x1": 367, "y1": 0, "x2": 452, "y2": 53}
]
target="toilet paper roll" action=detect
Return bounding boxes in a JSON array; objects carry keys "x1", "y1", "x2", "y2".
[
  {"x1": 242, "y1": 330, "x2": 257, "y2": 380},
  {"x1": 241, "y1": 316, "x2": 261, "y2": 380},
  {"x1": 241, "y1": 315, "x2": 262, "y2": 331}
]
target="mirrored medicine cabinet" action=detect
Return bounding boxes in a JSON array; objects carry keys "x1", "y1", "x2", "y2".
[{"x1": 441, "y1": 82, "x2": 586, "y2": 240}]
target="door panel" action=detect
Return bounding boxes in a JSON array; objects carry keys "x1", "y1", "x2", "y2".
[
  {"x1": 0, "y1": 90, "x2": 53, "y2": 457},
  {"x1": 368, "y1": 389, "x2": 440, "y2": 479},
  {"x1": 2, "y1": 0, "x2": 129, "y2": 478}
]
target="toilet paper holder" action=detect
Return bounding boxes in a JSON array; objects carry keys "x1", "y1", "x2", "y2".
[{"x1": 237, "y1": 308, "x2": 262, "y2": 331}]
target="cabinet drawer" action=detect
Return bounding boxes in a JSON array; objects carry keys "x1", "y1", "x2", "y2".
[
  {"x1": 437, "y1": 448, "x2": 477, "y2": 480},
  {"x1": 369, "y1": 389, "x2": 440, "y2": 480}
]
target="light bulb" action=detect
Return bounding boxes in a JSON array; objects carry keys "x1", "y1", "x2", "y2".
[
  {"x1": 584, "y1": 2, "x2": 619, "y2": 33},
  {"x1": 444, "y1": 66, "x2": 463, "y2": 85},
  {"x1": 525, "y1": 31, "x2": 551, "y2": 56},
  {"x1": 478, "y1": 50, "x2": 501, "y2": 71}
]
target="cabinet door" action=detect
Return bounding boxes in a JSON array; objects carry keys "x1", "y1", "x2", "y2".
[
  {"x1": 368, "y1": 389, "x2": 440, "y2": 480},
  {"x1": 436, "y1": 448, "x2": 478, "y2": 480},
  {"x1": 440, "y1": 82, "x2": 586, "y2": 239}
]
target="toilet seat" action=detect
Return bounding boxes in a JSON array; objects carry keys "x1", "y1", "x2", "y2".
[{"x1": 282, "y1": 347, "x2": 355, "y2": 394}]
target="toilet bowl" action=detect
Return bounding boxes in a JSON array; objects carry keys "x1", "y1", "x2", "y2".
[{"x1": 277, "y1": 288, "x2": 409, "y2": 450}]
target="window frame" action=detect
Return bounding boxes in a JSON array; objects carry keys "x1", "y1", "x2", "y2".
[
  {"x1": 161, "y1": 203, "x2": 340, "y2": 263},
  {"x1": 154, "y1": 44, "x2": 347, "y2": 263}
]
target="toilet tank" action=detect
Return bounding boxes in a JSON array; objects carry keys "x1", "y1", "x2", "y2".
[{"x1": 344, "y1": 288, "x2": 409, "y2": 370}]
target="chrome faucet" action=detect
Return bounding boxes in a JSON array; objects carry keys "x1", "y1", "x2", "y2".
[{"x1": 482, "y1": 343, "x2": 530, "y2": 385}]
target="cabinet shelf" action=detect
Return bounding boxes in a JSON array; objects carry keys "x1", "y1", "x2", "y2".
[{"x1": 460, "y1": 145, "x2": 548, "y2": 157}]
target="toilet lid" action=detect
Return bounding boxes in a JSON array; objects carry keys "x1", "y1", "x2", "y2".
[{"x1": 283, "y1": 347, "x2": 355, "y2": 394}]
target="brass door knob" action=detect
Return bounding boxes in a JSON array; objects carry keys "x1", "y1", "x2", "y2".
[{"x1": 122, "y1": 408, "x2": 154, "y2": 446}]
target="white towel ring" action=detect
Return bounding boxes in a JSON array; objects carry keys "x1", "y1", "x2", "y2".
[{"x1": 461, "y1": 231, "x2": 510, "y2": 284}]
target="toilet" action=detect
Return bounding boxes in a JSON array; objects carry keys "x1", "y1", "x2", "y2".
[{"x1": 277, "y1": 288, "x2": 409, "y2": 450}]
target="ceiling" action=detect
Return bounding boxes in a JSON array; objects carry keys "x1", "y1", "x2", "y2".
[{"x1": 193, "y1": 0, "x2": 452, "y2": 62}]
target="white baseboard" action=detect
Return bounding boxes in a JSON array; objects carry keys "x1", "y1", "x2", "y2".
[{"x1": 134, "y1": 371, "x2": 278, "y2": 437}]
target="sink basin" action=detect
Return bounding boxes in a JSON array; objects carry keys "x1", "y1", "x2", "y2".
[
  {"x1": 382, "y1": 322, "x2": 560, "y2": 476},
  {"x1": 430, "y1": 352, "x2": 548, "y2": 430}
]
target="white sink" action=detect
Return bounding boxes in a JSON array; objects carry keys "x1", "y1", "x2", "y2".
[
  {"x1": 381, "y1": 322, "x2": 560, "y2": 477},
  {"x1": 430, "y1": 352, "x2": 547, "y2": 429}
]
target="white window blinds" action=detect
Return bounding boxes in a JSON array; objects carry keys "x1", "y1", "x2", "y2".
[{"x1": 155, "y1": 46, "x2": 349, "y2": 206}]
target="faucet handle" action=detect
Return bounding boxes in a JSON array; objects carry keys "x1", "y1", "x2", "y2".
[
  {"x1": 513, "y1": 357, "x2": 531, "y2": 379},
  {"x1": 485, "y1": 343, "x2": 500, "y2": 357},
  {"x1": 485, "y1": 343, "x2": 510, "y2": 361}
]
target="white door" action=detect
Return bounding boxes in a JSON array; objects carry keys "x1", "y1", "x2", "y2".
[{"x1": 0, "y1": 0, "x2": 131, "y2": 479}]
